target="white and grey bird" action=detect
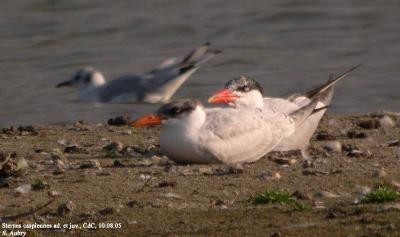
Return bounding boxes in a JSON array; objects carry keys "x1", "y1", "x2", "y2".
[
  {"x1": 208, "y1": 65, "x2": 360, "y2": 151},
  {"x1": 131, "y1": 98, "x2": 318, "y2": 165},
  {"x1": 56, "y1": 43, "x2": 221, "y2": 103}
]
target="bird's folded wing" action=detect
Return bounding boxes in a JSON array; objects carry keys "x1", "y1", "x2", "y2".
[
  {"x1": 263, "y1": 97, "x2": 300, "y2": 114},
  {"x1": 97, "y1": 75, "x2": 147, "y2": 102},
  {"x1": 199, "y1": 108, "x2": 285, "y2": 164}
]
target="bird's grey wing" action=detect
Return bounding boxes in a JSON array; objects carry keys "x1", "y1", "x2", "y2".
[
  {"x1": 304, "y1": 64, "x2": 361, "y2": 99},
  {"x1": 147, "y1": 42, "x2": 212, "y2": 76},
  {"x1": 180, "y1": 42, "x2": 212, "y2": 65},
  {"x1": 97, "y1": 75, "x2": 148, "y2": 102},
  {"x1": 287, "y1": 64, "x2": 361, "y2": 104},
  {"x1": 263, "y1": 97, "x2": 300, "y2": 114},
  {"x1": 199, "y1": 108, "x2": 283, "y2": 164},
  {"x1": 288, "y1": 99, "x2": 319, "y2": 128},
  {"x1": 148, "y1": 58, "x2": 179, "y2": 74},
  {"x1": 142, "y1": 43, "x2": 222, "y2": 101}
]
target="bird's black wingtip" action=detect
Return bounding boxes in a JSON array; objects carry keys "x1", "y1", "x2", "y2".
[
  {"x1": 179, "y1": 64, "x2": 196, "y2": 74},
  {"x1": 351, "y1": 63, "x2": 363, "y2": 71},
  {"x1": 211, "y1": 49, "x2": 223, "y2": 54},
  {"x1": 312, "y1": 105, "x2": 329, "y2": 114}
]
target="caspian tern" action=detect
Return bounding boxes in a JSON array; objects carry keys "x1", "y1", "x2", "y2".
[
  {"x1": 56, "y1": 43, "x2": 221, "y2": 103},
  {"x1": 132, "y1": 98, "x2": 319, "y2": 164},
  {"x1": 208, "y1": 65, "x2": 360, "y2": 151}
]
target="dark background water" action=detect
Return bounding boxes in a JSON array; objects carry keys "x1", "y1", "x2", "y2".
[{"x1": 1, "y1": 0, "x2": 399, "y2": 126}]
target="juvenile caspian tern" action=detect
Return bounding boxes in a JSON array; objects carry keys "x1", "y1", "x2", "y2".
[
  {"x1": 56, "y1": 43, "x2": 221, "y2": 103},
  {"x1": 208, "y1": 65, "x2": 361, "y2": 151},
  {"x1": 132, "y1": 98, "x2": 319, "y2": 165}
]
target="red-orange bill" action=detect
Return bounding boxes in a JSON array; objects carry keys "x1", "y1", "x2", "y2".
[
  {"x1": 131, "y1": 114, "x2": 162, "y2": 127},
  {"x1": 208, "y1": 89, "x2": 239, "y2": 104}
]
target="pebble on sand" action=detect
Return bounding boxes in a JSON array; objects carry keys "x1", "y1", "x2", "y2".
[
  {"x1": 14, "y1": 184, "x2": 32, "y2": 195},
  {"x1": 32, "y1": 179, "x2": 50, "y2": 190},
  {"x1": 323, "y1": 141, "x2": 342, "y2": 153},
  {"x1": 379, "y1": 115, "x2": 396, "y2": 130},
  {"x1": 48, "y1": 190, "x2": 62, "y2": 197},
  {"x1": 64, "y1": 145, "x2": 84, "y2": 154},
  {"x1": 121, "y1": 130, "x2": 132, "y2": 135},
  {"x1": 302, "y1": 160, "x2": 316, "y2": 169},
  {"x1": 392, "y1": 180, "x2": 400, "y2": 191},
  {"x1": 354, "y1": 186, "x2": 371, "y2": 197},
  {"x1": 315, "y1": 131, "x2": 336, "y2": 141},
  {"x1": 0, "y1": 152, "x2": 19, "y2": 177},
  {"x1": 113, "y1": 160, "x2": 125, "y2": 167},
  {"x1": 15, "y1": 157, "x2": 29, "y2": 171},
  {"x1": 79, "y1": 160, "x2": 101, "y2": 169},
  {"x1": 379, "y1": 204, "x2": 400, "y2": 212},
  {"x1": 57, "y1": 201, "x2": 74, "y2": 216},
  {"x1": 162, "y1": 192, "x2": 181, "y2": 199},
  {"x1": 347, "y1": 130, "x2": 367, "y2": 139},
  {"x1": 271, "y1": 158, "x2": 297, "y2": 166},
  {"x1": 99, "y1": 207, "x2": 115, "y2": 215},
  {"x1": 139, "y1": 173, "x2": 152, "y2": 181},
  {"x1": 372, "y1": 168, "x2": 387, "y2": 178},
  {"x1": 158, "y1": 180, "x2": 177, "y2": 188},
  {"x1": 387, "y1": 139, "x2": 399, "y2": 147},
  {"x1": 107, "y1": 116, "x2": 131, "y2": 126},
  {"x1": 292, "y1": 190, "x2": 310, "y2": 200},
  {"x1": 313, "y1": 201, "x2": 326, "y2": 209},
  {"x1": 2, "y1": 126, "x2": 39, "y2": 136},
  {"x1": 96, "y1": 170, "x2": 111, "y2": 176},
  {"x1": 314, "y1": 191, "x2": 340, "y2": 198},
  {"x1": 258, "y1": 171, "x2": 281, "y2": 181},
  {"x1": 395, "y1": 147, "x2": 400, "y2": 158},
  {"x1": 358, "y1": 119, "x2": 379, "y2": 129},
  {"x1": 103, "y1": 142, "x2": 124, "y2": 152},
  {"x1": 342, "y1": 144, "x2": 366, "y2": 158}
]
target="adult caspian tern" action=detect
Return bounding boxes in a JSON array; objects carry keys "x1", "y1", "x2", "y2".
[
  {"x1": 56, "y1": 43, "x2": 221, "y2": 103},
  {"x1": 208, "y1": 65, "x2": 360, "y2": 151},
  {"x1": 132, "y1": 98, "x2": 319, "y2": 165}
]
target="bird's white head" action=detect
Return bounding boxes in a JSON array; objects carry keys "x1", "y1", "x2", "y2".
[
  {"x1": 56, "y1": 67, "x2": 106, "y2": 90},
  {"x1": 132, "y1": 98, "x2": 206, "y2": 130},
  {"x1": 208, "y1": 76, "x2": 264, "y2": 109}
]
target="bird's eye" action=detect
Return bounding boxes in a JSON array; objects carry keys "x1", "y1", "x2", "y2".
[
  {"x1": 238, "y1": 86, "x2": 249, "y2": 92},
  {"x1": 172, "y1": 107, "x2": 183, "y2": 115},
  {"x1": 84, "y1": 74, "x2": 91, "y2": 83}
]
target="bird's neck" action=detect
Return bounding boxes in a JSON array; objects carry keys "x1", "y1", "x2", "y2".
[
  {"x1": 163, "y1": 107, "x2": 206, "y2": 135},
  {"x1": 89, "y1": 71, "x2": 106, "y2": 88},
  {"x1": 185, "y1": 107, "x2": 207, "y2": 131},
  {"x1": 234, "y1": 91, "x2": 264, "y2": 110}
]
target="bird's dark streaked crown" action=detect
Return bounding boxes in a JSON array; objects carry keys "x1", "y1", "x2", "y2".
[
  {"x1": 225, "y1": 76, "x2": 263, "y2": 96},
  {"x1": 157, "y1": 98, "x2": 202, "y2": 118},
  {"x1": 74, "y1": 68, "x2": 94, "y2": 83}
]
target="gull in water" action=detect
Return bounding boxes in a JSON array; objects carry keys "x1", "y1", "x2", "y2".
[
  {"x1": 56, "y1": 43, "x2": 221, "y2": 103},
  {"x1": 131, "y1": 98, "x2": 319, "y2": 165},
  {"x1": 208, "y1": 65, "x2": 361, "y2": 151}
]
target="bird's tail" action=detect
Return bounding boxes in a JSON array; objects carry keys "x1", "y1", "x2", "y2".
[
  {"x1": 179, "y1": 42, "x2": 222, "y2": 73},
  {"x1": 305, "y1": 64, "x2": 362, "y2": 100},
  {"x1": 289, "y1": 99, "x2": 319, "y2": 128},
  {"x1": 312, "y1": 105, "x2": 329, "y2": 115}
]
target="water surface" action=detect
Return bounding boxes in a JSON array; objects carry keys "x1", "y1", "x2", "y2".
[{"x1": 1, "y1": 0, "x2": 399, "y2": 126}]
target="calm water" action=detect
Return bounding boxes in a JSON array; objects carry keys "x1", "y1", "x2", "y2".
[{"x1": 1, "y1": 0, "x2": 400, "y2": 126}]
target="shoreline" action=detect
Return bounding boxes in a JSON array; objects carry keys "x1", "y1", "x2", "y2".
[
  {"x1": 1, "y1": 113, "x2": 400, "y2": 236},
  {"x1": 1, "y1": 110, "x2": 400, "y2": 129}
]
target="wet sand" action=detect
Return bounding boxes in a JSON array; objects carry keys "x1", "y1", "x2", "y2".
[{"x1": 1, "y1": 113, "x2": 400, "y2": 237}]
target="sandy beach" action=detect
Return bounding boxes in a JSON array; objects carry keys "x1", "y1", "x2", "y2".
[
  {"x1": 2, "y1": 1, "x2": 400, "y2": 237},
  {"x1": 0, "y1": 112, "x2": 399, "y2": 237}
]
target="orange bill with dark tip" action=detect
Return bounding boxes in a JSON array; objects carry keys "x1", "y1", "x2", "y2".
[
  {"x1": 131, "y1": 114, "x2": 162, "y2": 127},
  {"x1": 208, "y1": 89, "x2": 239, "y2": 104}
]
